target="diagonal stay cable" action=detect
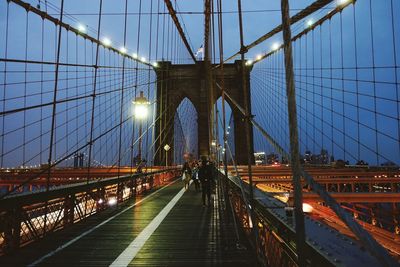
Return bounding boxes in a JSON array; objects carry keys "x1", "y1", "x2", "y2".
[
  {"x1": 215, "y1": 82, "x2": 398, "y2": 266},
  {"x1": 163, "y1": 0, "x2": 196, "y2": 62},
  {"x1": 214, "y1": 0, "x2": 336, "y2": 68}
]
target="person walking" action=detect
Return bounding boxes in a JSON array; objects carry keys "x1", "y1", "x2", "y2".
[
  {"x1": 182, "y1": 161, "x2": 192, "y2": 190},
  {"x1": 198, "y1": 156, "x2": 213, "y2": 206},
  {"x1": 191, "y1": 161, "x2": 200, "y2": 192}
]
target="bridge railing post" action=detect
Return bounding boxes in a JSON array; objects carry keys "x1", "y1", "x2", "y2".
[
  {"x1": 2, "y1": 205, "x2": 21, "y2": 253},
  {"x1": 96, "y1": 187, "x2": 106, "y2": 212},
  {"x1": 63, "y1": 194, "x2": 75, "y2": 226}
]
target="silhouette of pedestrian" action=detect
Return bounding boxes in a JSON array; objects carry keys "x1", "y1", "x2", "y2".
[{"x1": 198, "y1": 156, "x2": 213, "y2": 206}]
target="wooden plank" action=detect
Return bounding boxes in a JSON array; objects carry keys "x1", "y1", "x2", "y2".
[{"x1": 131, "y1": 186, "x2": 257, "y2": 266}]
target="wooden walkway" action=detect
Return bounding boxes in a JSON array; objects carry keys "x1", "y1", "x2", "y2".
[{"x1": 0, "y1": 179, "x2": 257, "y2": 266}]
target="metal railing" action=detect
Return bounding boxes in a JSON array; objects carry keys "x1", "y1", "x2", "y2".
[
  {"x1": 222, "y1": 170, "x2": 386, "y2": 266},
  {"x1": 0, "y1": 168, "x2": 180, "y2": 255}
]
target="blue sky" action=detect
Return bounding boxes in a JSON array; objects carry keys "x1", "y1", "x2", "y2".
[{"x1": 0, "y1": 0, "x2": 399, "y2": 167}]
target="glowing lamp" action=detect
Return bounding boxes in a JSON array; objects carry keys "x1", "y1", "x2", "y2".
[
  {"x1": 133, "y1": 91, "x2": 150, "y2": 120},
  {"x1": 302, "y1": 203, "x2": 313, "y2": 213},
  {"x1": 120, "y1": 47, "x2": 127, "y2": 54},
  {"x1": 77, "y1": 24, "x2": 87, "y2": 33},
  {"x1": 272, "y1": 42, "x2": 280, "y2": 51},
  {"x1": 102, "y1": 37, "x2": 112, "y2": 47}
]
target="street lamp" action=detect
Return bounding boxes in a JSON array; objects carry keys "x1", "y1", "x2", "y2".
[
  {"x1": 133, "y1": 91, "x2": 150, "y2": 162},
  {"x1": 164, "y1": 144, "x2": 171, "y2": 167},
  {"x1": 211, "y1": 140, "x2": 217, "y2": 162}
]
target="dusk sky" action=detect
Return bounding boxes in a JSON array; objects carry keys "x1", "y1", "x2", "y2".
[{"x1": 0, "y1": 0, "x2": 399, "y2": 167}]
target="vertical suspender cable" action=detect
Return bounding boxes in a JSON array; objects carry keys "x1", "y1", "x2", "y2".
[
  {"x1": 312, "y1": 27, "x2": 316, "y2": 154},
  {"x1": 117, "y1": 0, "x2": 129, "y2": 177},
  {"x1": 389, "y1": 0, "x2": 400, "y2": 162},
  {"x1": 211, "y1": 0, "x2": 218, "y2": 159},
  {"x1": 305, "y1": 27, "x2": 308, "y2": 152},
  {"x1": 353, "y1": 3, "x2": 361, "y2": 162},
  {"x1": 329, "y1": 19, "x2": 334, "y2": 161},
  {"x1": 150, "y1": 0, "x2": 160, "y2": 166},
  {"x1": 280, "y1": 0, "x2": 306, "y2": 266},
  {"x1": 237, "y1": 0, "x2": 256, "y2": 244},
  {"x1": 40, "y1": 17, "x2": 45, "y2": 165},
  {"x1": 23, "y1": 11, "x2": 28, "y2": 166},
  {"x1": 45, "y1": 0, "x2": 65, "y2": 237},
  {"x1": 319, "y1": 25, "x2": 324, "y2": 155},
  {"x1": 47, "y1": 0, "x2": 65, "y2": 190},
  {"x1": 1, "y1": 3, "x2": 9, "y2": 168},
  {"x1": 145, "y1": 0, "x2": 154, "y2": 168},
  {"x1": 217, "y1": 0, "x2": 228, "y2": 179},
  {"x1": 340, "y1": 11, "x2": 345, "y2": 161},
  {"x1": 131, "y1": 0, "x2": 143, "y2": 172},
  {"x1": 86, "y1": 0, "x2": 103, "y2": 183},
  {"x1": 368, "y1": 0, "x2": 379, "y2": 165}
]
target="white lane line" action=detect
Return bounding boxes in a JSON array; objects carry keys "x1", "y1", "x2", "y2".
[
  {"x1": 110, "y1": 184, "x2": 189, "y2": 267},
  {"x1": 28, "y1": 179, "x2": 179, "y2": 267}
]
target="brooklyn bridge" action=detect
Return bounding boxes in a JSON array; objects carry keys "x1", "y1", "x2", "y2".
[{"x1": 0, "y1": 0, "x2": 399, "y2": 266}]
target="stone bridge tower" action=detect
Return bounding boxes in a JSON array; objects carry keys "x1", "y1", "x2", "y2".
[{"x1": 154, "y1": 60, "x2": 254, "y2": 165}]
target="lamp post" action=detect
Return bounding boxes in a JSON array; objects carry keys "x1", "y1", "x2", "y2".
[
  {"x1": 133, "y1": 91, "x2": 150, "y2": 163},
  {"x1": 164, "y1": 144, "x2": 170, "y2": 167},
  {"x1": 211, "y1": 139, "x2": 217, "y2": 162}
]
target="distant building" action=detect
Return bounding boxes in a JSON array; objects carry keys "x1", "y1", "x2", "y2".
[
  {"x1": 266, "y1": 153, "x2": 279, "y2": 165},
  {"x1": 73, "y1": 153, "x2": 84, "y2": 168},
  {"x1": 254, "y1": 152, "x2": 266, "y2": 165},
  {"x1": 303, "y1": 149, "x2": 329, "y2": 165},
  {"x1": 356, "y1": 160, "x2": 369, "y2": 166},
  {"x1": 304, "y1": 150, "x2": 312, "y2": 164}
]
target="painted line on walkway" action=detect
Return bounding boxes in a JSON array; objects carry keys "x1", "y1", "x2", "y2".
[
  {"x1": 28, "y1": 178, "x2": 179, "y2": 267},
  {"x1": 109, "y1": 183, "x2": 190, "y2": 267}
]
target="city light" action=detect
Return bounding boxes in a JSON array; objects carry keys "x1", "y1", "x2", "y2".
[
  {"x1": 306, "y1": 19, "x2": 313, "y2": 27},
  {"x1": 141, "y1": 57, "x2": 147, "y2": 63},
  {"x1": 108, "y1": 197, "x2": 117, "y2": 206},
  {"x1": 102, "y1": 37, "x2": 112, "y2": 47},
  {"x1": 98, "y1": 198, "x2": 104, "y2": 204},
  {"x1": 302, "y1": 203, "x2": 313, "y2": 213},
  {"x1": 77, "y1": 24, "x2": 86, "y2": 34},
  {"x1": 152, "y1": 62, "x2": 158, "y2": 67},
  {"x1": 132, "y1": 53, "x2": 138, "y2": 59},
  {"x1": 256, "y1": 54, "x2": 262, "y2": 61}
]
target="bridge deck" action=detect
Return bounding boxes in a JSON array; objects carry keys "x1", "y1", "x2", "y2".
[{"x1": 0, "y1": 179, "x2": 257, "y2": 266}]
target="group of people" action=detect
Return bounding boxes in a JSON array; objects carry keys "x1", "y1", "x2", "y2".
[{"x1": 182, "y1": 156, "x2": 215, "y2": 206}]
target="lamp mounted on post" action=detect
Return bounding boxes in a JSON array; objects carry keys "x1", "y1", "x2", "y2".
[
  {"x1": 164, "y1": 144, "x2": 171, "y2": 167},
  {"x1": 133, "y1": 91, "x2": 150, "y2": 163}
]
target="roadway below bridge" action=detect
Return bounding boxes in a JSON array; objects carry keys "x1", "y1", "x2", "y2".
[
  {"x1": 237, "y1": 165, "x2": 400, "y2": 259},
  {"x1": 0, "y1": 167, "x2": 170, "y2": 193},
  {"x1": 237, "y1": 165, "x2": 400, "y2": 203}
]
